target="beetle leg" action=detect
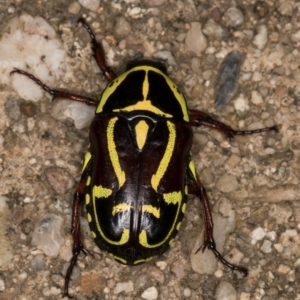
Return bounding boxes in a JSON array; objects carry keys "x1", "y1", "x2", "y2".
[
  {"x1": 188, "y1": 177, "x2": 248, "y2": 276},
  {"x1": 10, "y1": 68, "x2": 98, "y2": 106},
  {"x1": 63, "y1": 180, "x2": 92, "y2": 298},
  {"x1": 189, "y1": 109, "x2": 278, "y2": 138},
  {"x1": 78, "y1": 18, "x2": 117, "y2": 82}
]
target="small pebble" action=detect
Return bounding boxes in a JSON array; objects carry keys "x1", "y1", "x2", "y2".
[
  {"x1": 250, "y1": 227, "x2": 266, "y2": 245},
  {"x1": 31, "y1": 213, "x2": 64, "y2": 257},
  {"x1": 152, "y1": 50, "x2": 176, "y2": 66},
  {"x1": 185, "y1": 22, "x2": 207, "y2": 54},
  {"x1": 261, "y1": 240, "x2": 272, "y2": 253},
  {"x1": 44, "y1": 166, "x2": 74, "y2": 195},
  {"x1": 115, "y1": 17, "x2": 131, "y2": 36},
  {"x1": 215, "y1": 281, "x2": 237, "y2": 300},
  {"x1": 143, "y1": 0, "x2": 167, "y2": 6},
  {"x1": 78, "y1": 0, "x2": 100, "y2": 11},
  {"x1": 277, "y1": 264, "x2": 291, "y2": 274},
  {"x1": 251, "y1": 90, "x2": 264, "y2": 105},
  {"x1": 253, "y1": 24, "x2": 268, "y2": 49},
  {"x1": 113, "y1": 281, "x2": 134, "y2": 294},
  {"x1": 141, "y1": 286, "x2": 158, "y2": 300},
  {"x1": 0, "y1": 279, "x2": 5, "y2": 291},
  {"x1": 215, "y1": 174, "x2": 238, "y2": 193},
  {"x1": 68, "y1": 1, "x2": 81, "y2": 14},
  {"x1": 222, "y1": 7, "x2": 244, "y2": 27}
]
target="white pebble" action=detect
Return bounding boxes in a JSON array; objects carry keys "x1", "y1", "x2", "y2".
[
  {"x1": 253, "y1": 24, "x2": 268, "y2": 50},
  {"x1": 113, "y1": 281, "x2": 134, "y2": 294},
  {"x1": 215, "y1": 281, "x2": 237, "y2": 300},
  {"x1": 261, "y1": 240, "x2": 272, "y2": 253},
  {"x1": 141, "y1": 286, "x2": 158, "y2": 300},
  {"x1": 233, "y1": 94, "x2": 249, "y2": 114},
  {"x1": 78, "y1": 0, "x2": 100, "y2": 11},
  {"x1": 250, "y1": 227, "x2": 266, "y2": 245}
]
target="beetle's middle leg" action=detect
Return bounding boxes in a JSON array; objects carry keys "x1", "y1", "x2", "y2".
[
  {"x1": 188, "y1": 177, "x2": 248, "y2": 276},
  {"x1": 189, "y1": 109, "x2": 278, "y2": 137},
  {"x1": 63, "y1": 179, "x2": 92, "y2": 298}
]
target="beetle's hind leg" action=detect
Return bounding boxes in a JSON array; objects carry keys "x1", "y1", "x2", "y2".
[
  {"x1": 78, "y1": 18, "x2": 117, "y2": 82},
  {"x1": 10, "y1": 68, "x2": 98, "y2": 106},
  {"x1": 189, "y1": 109, "x2": 278, "y2": 138},
  {"x1": 188, "y1": 176, "x2": 248, "y2": 276},
  {"x1": 63, "y1": 179, "x2": 92, "y2": 298}
]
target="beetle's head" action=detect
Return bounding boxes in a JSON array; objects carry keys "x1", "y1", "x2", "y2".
[{"x1": 126, "y1": 60, "x2": 167, "y2": 74}]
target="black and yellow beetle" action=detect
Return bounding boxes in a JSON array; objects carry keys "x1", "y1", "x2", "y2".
[{"x1": 12, "y1": 18, "x2": 277, "y2": 297}]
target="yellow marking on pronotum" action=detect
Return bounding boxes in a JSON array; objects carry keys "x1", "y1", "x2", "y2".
[
  {"x1": 112, "y1": 203, "x2": 132, "y2": 216},
  {"x1": 135, "y1": 120, "x2": 149, "y2": 150},
  {"x1": 169, "y1": 238, "x2": 174, "y2": 245},
  {"x1": 97, "y1": 66, "x2": 189, "y2": 121},
  {"x1": 86, "y1": 176, "x2": 91, "y2": 186},
  {"x1": 133, "y1": 256, "x2": 157, "y2": 265},
  {"x1": 93, "y1": 185, "x2": 112, "y2": 198},
  {"x1": 85, "y1": 194, "x2": 90, "y2": 205},
  {"x1": 113, "y1": 100, "x2": 173, "y2": 118},
  {"x1": 107, "y1": 117, "x2": 126, "y2": 188},
  {"x1": 91, "y1": 231, "x2": 97, "y2": 239},
  {"x1": 151, "y1": 121, "x2": 176, "y2": 191},
  {"x1": 142, "y1": 69, "x2": 149, "y2": 100},
  {"x1": 82, "y1": 151, "x2": 91, "y2": 172},
  {"x1": 163, "y1": 191, "x2": 182, "y2": 205},
  {"x1": 87, "y1": 213, "x2": 92, "y2": 222},
  {"x1": 142, "y1": 205, "x2": 160, "y2": 218},
  {"x1": 181, "y1": 203, "x2": 187, "y2": 213}
]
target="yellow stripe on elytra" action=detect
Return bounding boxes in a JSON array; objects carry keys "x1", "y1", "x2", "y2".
[
  {"x1": 135, "y1": 120, "x2": 149, "y2": 150},
  {"x1": 107, "y1": 117, "x2": 126, "y2": 188},
  {"x1": 188, "y1": 160, "x2": 197, "y2": 180},
  {"x1": 151, "y1": 121, "x2": 176, "y2": 192},
  {"x1": 82, "y1": 151, "x2": 91, "y2": 172},
  {"x1": 93, "y1": 185, "x2": 112, "y2": 198},
  {"x1": 133, "y1": 256, "x2": 157, "y2": 265},
  {"x1": 112, "y1": 203, "x2": 133, "y2": 216},
  {"x1": 86, "y1": 176, "x2": 91, "y2": 186},
  {"x1": 142, "y1": 205, "x2": 160, "y2": 218},
  {"x1": 85, "y1": 194, "x2": 90, "y2": 205},
  {"x1": 92, "y1": 184, "x2": 129, "y2": 246},
  {"x1": 163, "y1": 191, "x2": 182, "y2": 205},
  {"x1": 97, "y1": 66, "x2": 189, "y2": 121},
  {"x1": 139, "y1": 190, "x2": 182, "y2": 248}
]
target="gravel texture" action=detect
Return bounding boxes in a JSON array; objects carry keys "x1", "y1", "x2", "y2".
[{"x1": 0, "y1": 1, "x2": 299, "y2": 299}]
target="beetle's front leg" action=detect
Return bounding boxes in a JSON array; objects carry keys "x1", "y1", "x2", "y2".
[
  {"x1": 63, "y1": 180, "x2": 92, "y2": 298},
  {"x1": 188, "y1": 177, "x2": 248, "y2": 276},
  {"x1": 78, "y1": 18, "x2": 117, "y2": 82},
  {"x1": 10, "y1": 68, "x2": 98, "y2": 106},
  {"x1": 189, "y1": 109, "x2": 278, "y2": 137}
]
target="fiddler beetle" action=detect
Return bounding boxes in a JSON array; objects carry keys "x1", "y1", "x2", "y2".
[{"x1": 11, "y1": 18, "x2": 278, "y2": 297}]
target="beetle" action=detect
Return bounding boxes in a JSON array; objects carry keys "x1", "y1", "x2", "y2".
[{"x1": 11, "y1": 18, "x2": 278, "y2": 297}]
